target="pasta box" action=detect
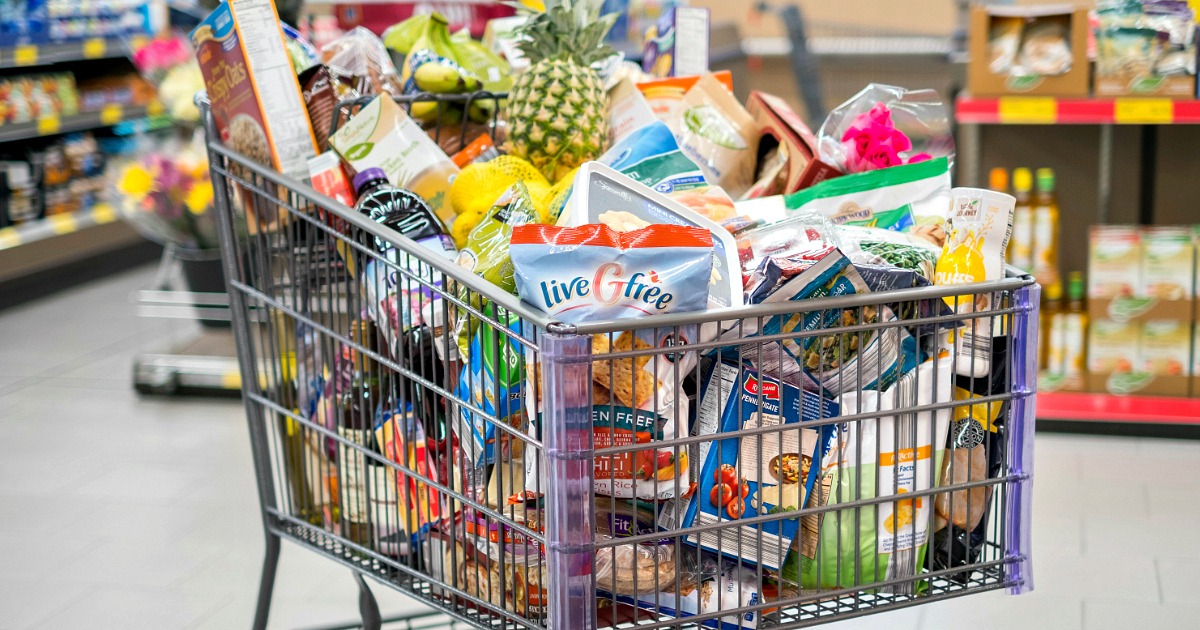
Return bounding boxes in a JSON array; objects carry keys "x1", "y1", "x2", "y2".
[{"x1": 681, "y1": 363, "x2": 838, "y2": 570}]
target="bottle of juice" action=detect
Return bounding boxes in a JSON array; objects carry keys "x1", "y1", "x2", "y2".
[
  {"x1": 1040, "y1": 280, "x2": 1062, "y2": 371},
  {"x1": 1009, "y1": 167, "x2": 1034, "y2": 271},
  {"x1": 1032, "y1": 168, "x2": 1060, "y2": 290},
  {"x1": 353, "y1": 167, "x2": 456, "y2": 259},
  {"x1": 1061, "y1": 271, "x2": 1088, "y2": 388}
]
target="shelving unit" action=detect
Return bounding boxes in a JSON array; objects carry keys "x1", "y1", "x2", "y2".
[
  {"x1": 955, "y1": 94, "x2": 1194, "y2": 229},
  {"x1": 0, "y1": 37, "x2": 137, "y2": 69},
  {"x1": 1038, "y1": 392, "x2": 1200, "y2": 424},
  {"x1": 0, "y1": 104, "x2": 163, "y2": 143}
]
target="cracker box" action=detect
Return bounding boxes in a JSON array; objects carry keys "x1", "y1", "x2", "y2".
[
  {"x1": 642, "y1": 6, "x2": 710, "y2": 78},
  {"x1": 681, "y1": 364, "x2": 838, "y2": 570},
  {"x1": 1140, "y1": 319, "x2": 1191, "y2": 377},
  {"x1": 191, "y1": 0, "x2": 318, "y2": 183},
  {"x1": 1089, "y1": 225, "x2": 1141, "y2": 299},
  {"x1": 1139, "y1": 226, "x2": 1195, "y2": 301}
]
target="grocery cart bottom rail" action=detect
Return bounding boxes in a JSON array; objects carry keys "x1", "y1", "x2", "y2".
[{"x1": 265, "y1": 512, "x2": 1018, "y2": 630}]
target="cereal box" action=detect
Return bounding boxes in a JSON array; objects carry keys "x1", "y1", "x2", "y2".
[
  {"x1": 191, "y1": 0, "x2": 318, "y2": 182},
  {"x1": 642, "y1": 6, "x2": 710, "y2": 78}
]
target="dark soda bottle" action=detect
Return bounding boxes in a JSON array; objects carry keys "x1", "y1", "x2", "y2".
[{"x1": 352, "y1": 167, "x2": 455, "y2": 260}]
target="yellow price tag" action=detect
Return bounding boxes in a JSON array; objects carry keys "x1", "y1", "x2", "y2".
[
  {"x1": 14, "y1": 44, "x2": 37, "y2": 66},
  {"x1": 147, "y1": 99, "x2": 164, "y2": 116},
  {"x1": 100, "y1": 103, "x2": 123, "y2": 126},
  {"x1": 1114, "y1": 98, "x2": 1173, "y2": 124},
  {"x1": 37, "y1": 115, "x2": 60, "y2": 136},
  {"x1": 0, "y1": 226, "x2": 19, "y2": 250},
  {"x1": 46, "y1": 213, "x2": 77, "y2": 235},
  {"x1": 997, "y1": 97, "x2": 1057, "y2": 124},
  {"x1": 92, "y1": 203, "x2": 116, "y2": 224},
  {"x1": 221, "y1": 371, "x2": 242, "y2": 390},
  {"x1": 83, "y1": 38, "x2": 106, "y2": 59}
]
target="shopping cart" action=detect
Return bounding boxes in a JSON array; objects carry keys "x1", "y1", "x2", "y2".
[{"x1": 199, "y1": 91, "x2": 1037, "y2": 630}]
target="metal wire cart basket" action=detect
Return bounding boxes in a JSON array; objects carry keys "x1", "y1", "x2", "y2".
[{"x1": 198, "y1": 92, "x2": 1037, "y2": 630}]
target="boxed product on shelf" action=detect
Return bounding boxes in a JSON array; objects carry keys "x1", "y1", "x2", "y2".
[
  {"x1": 966, "y1": 5, "x2": 1089, "y2": 97},
  {"x1": 642, "y1": 6, "x2": 710, "y2": 78},
  {"x1": 76, "y1": 74, "x2": 156, "y2": 111},
  {"x1": 0, "y1": 72, "x2": 78, "y2": 125},
  {"x1": 1094, "y1": 1, "x2": 1197, "y2": 98},
  {"x1": 1086, "y1": 224, "x2": 1197, "y2": 397}
]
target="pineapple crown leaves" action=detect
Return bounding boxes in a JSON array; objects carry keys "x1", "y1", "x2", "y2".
[{"x1": 505, "y1": 0, "x2": 617, "y2": 67}]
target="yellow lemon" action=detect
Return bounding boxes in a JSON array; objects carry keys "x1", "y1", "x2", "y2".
[{"x1": 447, "y1": 162, "x2": 518, "y2": 247}]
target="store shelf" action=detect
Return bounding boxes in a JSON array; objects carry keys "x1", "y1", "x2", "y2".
[
  {"x1": 0, "y1": 203, "x2": 118, "y2": 251},
  {"x1": 0, "y1": 37, "x2": 135, "y2": 69},
  {"x1": 956, "y1": 95, "x2": 1200, "y2": 125},
  {"x1": 0, "y1": 103, "x2": 164, "y2": 143},
  {"x1": 1038, "y1": 391, "x2": 1200, "y2": 424}
]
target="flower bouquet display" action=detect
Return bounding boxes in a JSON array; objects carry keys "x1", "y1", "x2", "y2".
[{"x1": 817, "y1": 83, "x2": 955, "y2": 174}]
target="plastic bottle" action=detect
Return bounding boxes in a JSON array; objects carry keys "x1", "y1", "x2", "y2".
[
  {"x1": 1040, "y1": 280, "x2": 1062, "y2": 371},
  {"x1": 353, "y1": 167, "x2": 455, "y2": 259},
  {"x1": 1061, "y1": 271, "x2": 1088, "y2": 387},
  {"x1": 1032, "y1": 168, "x2": 1060, "y2": 290},
  {"x1": 1009, "y1": 167, "x2": 1034, "y2": 271}
]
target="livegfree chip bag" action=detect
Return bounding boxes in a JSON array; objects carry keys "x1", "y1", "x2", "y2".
[{"x1": 511, "y1": 223, "x2": 713, "y2": 500}]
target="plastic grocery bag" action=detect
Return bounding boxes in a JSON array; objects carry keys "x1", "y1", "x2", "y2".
[{"x1": 817, "y1": 84, "x2": 954, "y2": 174}]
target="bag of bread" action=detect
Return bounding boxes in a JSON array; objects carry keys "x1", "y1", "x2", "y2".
[{"x1": 669, "y1": 73, "x2": 759, "y2": 198}]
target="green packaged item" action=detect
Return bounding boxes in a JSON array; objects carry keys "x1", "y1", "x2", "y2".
[
  {"x1": 836, "y1": 224, "x2": 942, "y2": 278},
  {"x1": 452, "y1": 181, "x2": 539, "y2": 357},
  {"x1": 784, "y1": 157, "x2": 951, "y2": 237}
]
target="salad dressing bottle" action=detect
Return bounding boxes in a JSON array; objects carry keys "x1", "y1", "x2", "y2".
[
  {"x1": 1060, "y1": 271, "x2": 1088, "y2": 388},
  {"x1": 1009, "y1": 168, "x2": 1034, "y2": 272},
  {"x1": 1032, "y1": 168, "x2": 1060, "y2": 290}
]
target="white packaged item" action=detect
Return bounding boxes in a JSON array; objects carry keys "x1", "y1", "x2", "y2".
[
  {"x1": 934, "y1": 187, "x2": 1016, "y2": 377},
  {"x1": 607, "y1": 77, "x2": 658, "y2": 146}
]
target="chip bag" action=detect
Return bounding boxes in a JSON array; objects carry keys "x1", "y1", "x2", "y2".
[{"x1": 511, "y1": 223, "x2": 715, "y2": 500}]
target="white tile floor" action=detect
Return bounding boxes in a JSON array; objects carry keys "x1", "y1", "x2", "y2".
[{"x1": 2, "y1": 264, "x2": 1197, "y2": 629}]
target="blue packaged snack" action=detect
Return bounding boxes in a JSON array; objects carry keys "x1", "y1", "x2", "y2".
[
  {"x1": 455, "y1": 306, "x2": 526, "y2": 470},
  {"x1": 681, "y1": 364, "x2": 838, "y2": 570}
]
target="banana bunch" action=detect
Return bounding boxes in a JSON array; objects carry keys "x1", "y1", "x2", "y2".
[{"x1": 385, "y1": 13, "x2": 512, "y2": 125}]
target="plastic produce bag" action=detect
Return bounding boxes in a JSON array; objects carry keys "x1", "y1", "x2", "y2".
[
  {"x1": 836, "y1": 225, "x2": 943, "y2": 279},
  {"x1": 321, "y1": 26, "x2": 404, "y2": 98},
  {"x1": 817, "y1": 84, "x2": 954, "y2": 174}
]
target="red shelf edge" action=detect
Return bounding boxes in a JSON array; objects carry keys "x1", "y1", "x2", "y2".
[
  {"x1": 955, "y1": 96, "x2": 1200, "y2": 125},
  {"x1": 1037, "y1": 391, "x2": 1200, "y2": 424}
]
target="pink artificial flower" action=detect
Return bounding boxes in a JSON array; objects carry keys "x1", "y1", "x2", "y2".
[
  {"x1": 860, "y1": 143, "x2": 901, "y2": 171},
  {"x1": 905, "y1": 152, "x2": 933, "y2": 164}
]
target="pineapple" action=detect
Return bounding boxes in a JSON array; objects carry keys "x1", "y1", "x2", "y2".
[{"x1": 504, "y1": 0, "x2": 616, "y2": 183}]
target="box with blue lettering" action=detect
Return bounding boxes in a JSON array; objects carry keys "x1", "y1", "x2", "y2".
[{"x1": 681, "y1": 362, "x2": 839, "y2": 571}]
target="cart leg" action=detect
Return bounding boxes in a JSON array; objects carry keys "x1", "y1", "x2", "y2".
[
  {"x1": 252, "y1": 533, "x2": 281, "y2": 630},
  {"x1": 355, "y1": 571, "x2": 382, "y2": 630}
]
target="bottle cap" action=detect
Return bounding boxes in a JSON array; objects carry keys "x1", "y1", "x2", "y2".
[
  {"x1": 1036, "y1": 168, "x2": 1055, "y2": 193},
  {"x1": 989, "y1": 167, "x2": 1008, "y2": 192},
  {"x1": 1012, "y1": 167, "x2": 1032, "y2": 193},
  {"x1": 1068, "y1": 271, "x2": 1084, "y2": 300},
  {"x1": 1044, "y1": 281, "x2": 1063, "y2": 301},
  {"x1": 352, "y1": 168, "x2": 389, "y2": 194}
]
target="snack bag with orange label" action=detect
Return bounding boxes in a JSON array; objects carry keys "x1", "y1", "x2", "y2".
[
  {"x1": 798, "y1": 353, "x2": 952, "y2": 592},
  {"x1": 934, "y1": 187, "x2": 1015, "y2": 377}
]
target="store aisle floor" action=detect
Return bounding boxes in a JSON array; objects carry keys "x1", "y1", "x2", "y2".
[{"x1": 2, "y1": 264, "x2": 1198, "y2": 629}]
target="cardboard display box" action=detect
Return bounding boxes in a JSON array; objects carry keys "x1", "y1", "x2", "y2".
[
  {"x1": 1096, "y1": 75, "x2": 1197, "y2": 98},
  {"x1": 967, "y1": 5, "x2": 1090, "y2": 97},
  {"x1": 744, "y1": 91, "x2": 841, "y2": 196}
]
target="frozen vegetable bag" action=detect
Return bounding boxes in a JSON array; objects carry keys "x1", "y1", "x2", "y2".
[{"x1": 799, "y1": 353, "x2": 952, "y2": 593}]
